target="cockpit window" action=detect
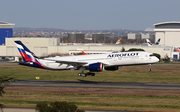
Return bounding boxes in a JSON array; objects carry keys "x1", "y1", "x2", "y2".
[{"x1": 149, "y1": 54, "x2": 154, "y2": 57}]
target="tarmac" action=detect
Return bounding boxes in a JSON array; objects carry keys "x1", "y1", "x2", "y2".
[
  {"x1": 2, "y1": 108, "x2": 144, "y2": 112},
  {"x1": 8, "y1": 79, "x2": 180, "y2": 91}
]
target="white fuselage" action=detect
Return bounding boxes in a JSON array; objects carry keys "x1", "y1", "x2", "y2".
[{"x1": 40, "y1": 51, "x2": 159, "y2": 70}]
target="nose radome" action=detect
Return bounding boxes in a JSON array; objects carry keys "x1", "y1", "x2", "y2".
[{"x1": 155, "y1": 57, "x2": 159, "y2": 62}]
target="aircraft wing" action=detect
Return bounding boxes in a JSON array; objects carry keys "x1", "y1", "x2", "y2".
[
  {"x1": 55, "y1": 60, "x2": 87, "y2": 66},
  {"x1": 56, "y1": 60, "x2": 111, "y2": 68},
  {"x1": 44, "y1": 58, "x2": 88, "y2": 67},
  {"x1": 45, "y1": 58, "x2": 110, "y2": 67}
]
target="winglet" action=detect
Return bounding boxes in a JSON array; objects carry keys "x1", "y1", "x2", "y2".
[{"x1": 81, "y1": 51, "x2": 87, "y2": 55}]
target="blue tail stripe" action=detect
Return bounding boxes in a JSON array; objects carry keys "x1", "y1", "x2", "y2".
[
  {"x1": 15, "y1": 41, "x2": 32, "y2": 53},
  {"x1": 155, "y1": 39, "x2": 160, "y2": 45}
]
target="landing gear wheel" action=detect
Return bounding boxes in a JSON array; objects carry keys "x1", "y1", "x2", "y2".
[
  {"x1": 148, "y1": 68, "x2": 151, "y2": 72},
  {"x1": 82, "y1": 73, "x2": 87, "y2": 77},
  {"x1": 78, "y1": 72, "x2": 95, "y2": 77},
  {"x1": 78, "y1": 73, "x2": 81, "y2": 77},
  {"x1": 91, "y1": 73, "x2": 95, "y2": 76}
]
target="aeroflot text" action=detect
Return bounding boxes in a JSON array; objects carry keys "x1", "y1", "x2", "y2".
[{"x1": 107, "y1": 53, "x2": 139, "y2": 58}]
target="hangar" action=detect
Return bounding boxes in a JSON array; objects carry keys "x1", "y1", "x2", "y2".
[
  {"x1": 0, "y1": 22, "x2": 15, "y2": 45},
  {"x1": 154, "y1": 21, "x2": 180, "y2": 46}
]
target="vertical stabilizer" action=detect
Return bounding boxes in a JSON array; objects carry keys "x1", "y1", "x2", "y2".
[
  {"x1": 81, "y1": 51, "x2": 87, "y2": 55},
  {"x1": 115, "y1": 38, "x2": 122, "y2": 44},
  {"x1": 146, "y1": 39, "x2": 152, "y2": 46},
  {"x1": 155, "y1": 38, "x2": 161, "y2": 45},
  {"x1": 14, "y1": 41, "x2": 45, "y2": 68}
]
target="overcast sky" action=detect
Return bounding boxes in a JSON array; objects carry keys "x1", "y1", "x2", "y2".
[{"x1": 0, "y1": 0, "x2": 180, "y2": 30}]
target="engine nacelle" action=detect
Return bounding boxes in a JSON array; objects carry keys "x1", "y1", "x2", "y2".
[
  {"x1": 105, "y1": 66, "x2": 119, "y2": 71},
  {"x1": 89, "y1": 62, "x2": 104, "y2": 72}
]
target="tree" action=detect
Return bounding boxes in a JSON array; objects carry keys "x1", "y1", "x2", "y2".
[
  {"x1": 35, "y1": 101, "x2": 85, "y2": 112},
  {"x1": 35, "y1": 103, "x2": 51, "y2": 112},
  {"x1": 121, "y1": 47, "x2": 125, "y2": 52},
  {"x1": 162, "y1": 54, "x2": 170, "y2": 63},
  {"x1": 153, "y1": 53, "x2": 161, "y2": 60},
  {"x1": 0, "y1": 76, "x2": 15, "y2": 111}
]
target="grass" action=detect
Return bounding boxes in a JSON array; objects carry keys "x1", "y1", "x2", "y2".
[
  {"x1": 0, "y1": 64, "x2": 180, "y2": 83},
  {"x1": 1, "y1": 64, "x2": 180, "y2": 111},
  {"x1": 1, "y1": 87, "x2": 180, "y2": 111}
]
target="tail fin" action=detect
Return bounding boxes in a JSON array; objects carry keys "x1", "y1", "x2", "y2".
[
  {"x1": 14, "y1": 41, "x2": 45, "y2": 68},
  {"x1": 155, "y1": 38, "x2": 161, "y2": 45},
  {"x1": 14, "y1": 41, "x2": 38, "y2": 58},
  {"x1": 146, "y1": 39, "x2": 152, "y2": 46},
  {"x1": 115, "y1": 38, "x2": 122, "y2": 44}
]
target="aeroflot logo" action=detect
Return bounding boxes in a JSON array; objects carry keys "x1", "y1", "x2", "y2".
[{"x1": 107, "y1": 53, "x2": 139, "y2": 58}]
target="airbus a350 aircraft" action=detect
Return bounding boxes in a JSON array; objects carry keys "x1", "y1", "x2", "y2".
[
  {"x1": 15, "y1": 41, "x2": 159, "y2": 77},
  {"x1": 146, "y1": 38, "x2": 161, "y2": 46}
]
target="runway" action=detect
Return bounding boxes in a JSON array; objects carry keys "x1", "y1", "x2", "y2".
[
  {"x1": 0, "y1": 61, "x2": 18, "y2": 65},
  {"x1": 9, "y1": 80, "x2": 180, "y2": 91},
  {"x1": 2, "y1": 107, "x2": 137, "y2": 112}
]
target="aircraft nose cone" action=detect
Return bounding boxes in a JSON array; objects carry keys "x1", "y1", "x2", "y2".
[{"x1": 155, "y1": 57, "x2": 159, "y2": 62}]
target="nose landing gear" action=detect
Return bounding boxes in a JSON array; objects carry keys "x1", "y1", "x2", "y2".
[{"x1": 148, "y1": 64, "x2": 151, "y2": 72}]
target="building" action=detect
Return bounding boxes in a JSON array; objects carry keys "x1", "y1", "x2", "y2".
[
  {"x1": 68, "y1": 32, "x2": 85, "y2": 42},
  {"x1": 127, "y1": 33, "x2": 141, "y2": 39},
  {"x1": 141, "y1": 33, "x2": 155, "y2": 39},
  {"x1": 0, "y1": 22, "x2": 15, "y2": 45},
  {"x1": 1, "y1": 37, "x2": 178, "y2": 60},
  {"x1": 154, "y1": 21, "x2": 180, "y2": 46},
  {"x1": 4, "y1": 37, "x2": 59, "y2": 56},
  {"x1": 127, "y1": 33, "x2": 155, "y2": 40},
  {"x1": 92, "y1": 33, "x2": 110, "y2": 43},
  {"x1": 0, "y1": 21, "x2": 179, "y2": 60}
]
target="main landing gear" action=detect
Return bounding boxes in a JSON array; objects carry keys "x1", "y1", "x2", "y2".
[
  {"x1": 78, "y1": 72, "x2": 95, "y2": 77},
  {"x1": 78, "y1": 67, "x2": 95, "y2": 77}
]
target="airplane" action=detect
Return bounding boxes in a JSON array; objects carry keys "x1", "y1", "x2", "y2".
[
  {"x1": 15, "y1": 41, "x2": 159, "y2": 77},
  {"x1": 174, "y1": 46, "x2": 180, "y2": 52},
  {"x1": 146, "y1": 38, "x2": 161, "y2": 46},
  {"x1": 115, "y1": 38, "x2": 122, "y2": 44}
]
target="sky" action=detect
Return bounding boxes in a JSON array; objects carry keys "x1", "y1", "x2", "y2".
[{"x1": 0, "y1": 0, "x2": 180, "y2": 30}]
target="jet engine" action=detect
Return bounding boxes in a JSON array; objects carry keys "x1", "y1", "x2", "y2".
[
  {"x1": 105, "y1": 66, "x2": 119, "y2": 71},
  {"x1": 89, "y1": 62, "x2": 104, "y2": 72}
]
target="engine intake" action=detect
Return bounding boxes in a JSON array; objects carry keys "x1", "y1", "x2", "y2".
[{"x1": 89, "y1": 62, "x2": 104, "y2": 72}]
